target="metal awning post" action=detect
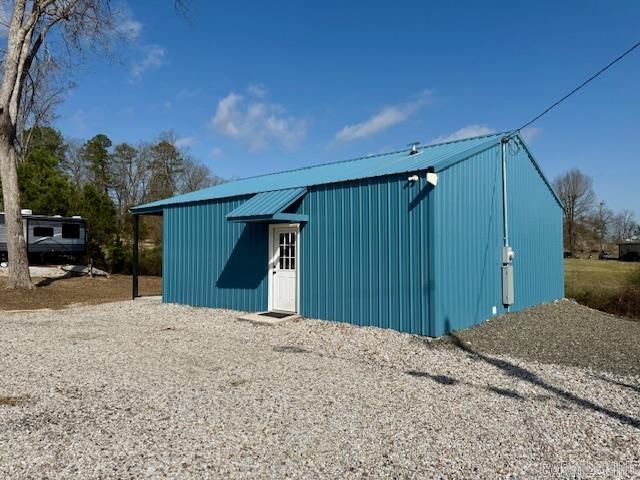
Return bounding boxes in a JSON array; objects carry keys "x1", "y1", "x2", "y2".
[{"x1": 132, "y1": 214, "x2": 139, "y2": 299}]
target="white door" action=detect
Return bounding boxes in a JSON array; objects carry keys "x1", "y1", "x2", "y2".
[{"x1": 270, "y1": 226, "x2": 298, "y2": 312}]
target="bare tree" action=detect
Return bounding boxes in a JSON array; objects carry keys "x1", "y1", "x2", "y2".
[
  {"x1": 60, "y1": 138, "x2": 87, "y2": 188},
  {"x1": 552, "y1": 169, "x2": 596, "y2": 256},
  {"x1": 16, "y1": 52, "x2": 72, "y2": 163},
  {"x1": 0, "y1": 1, "x2": 186, "y2": 288},
  {"x1": 110, "y1": 142, "x2": 151, "y2": 226},
  {"x1": 0, "y1": 0, "x2": 118, "y2": 288},
  {"x1": 612, "y1": 209, "x2": 637, "y2": 242},
  {"x1": 178, "y1": 155, "x2": 223, "y2": 194},
  {"x1": 590, "y1": 201, "x2": 614, "y2": 252}
]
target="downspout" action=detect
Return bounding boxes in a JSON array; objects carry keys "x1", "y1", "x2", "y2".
[
  {"x1": 501, "y1": 138, "x2": 509, "y2": 248},
  {"x1": 501, "y1": 136, "x2": 515, "y2": 310}
]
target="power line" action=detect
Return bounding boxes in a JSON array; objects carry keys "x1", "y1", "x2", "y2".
[{"x1": 507, "y1": 39, "x2": 640, "y2": 138}]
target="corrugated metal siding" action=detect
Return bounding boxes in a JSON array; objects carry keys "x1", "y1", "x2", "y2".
[
  {"x1": 160, "y1": 141, "x2": 561, "y2": 337},
  {"x1": 431, "y1": 144, "x2": 563, "y2": 335},
  {"x1": 294, "y1": 173, "x2": 431, "y2": 335},
  {"x1": 432, "y1": 146, "x2": 504, "y2": 335},
  {"x1": 226, "y1": 187, "x2": 306, "y2": 220},
  {"x1": 163, "y1": 197, "x2": 269, "y2": 311},
  {"x1": 507, "y1": 144, "x2": 564, "y2": 310}
]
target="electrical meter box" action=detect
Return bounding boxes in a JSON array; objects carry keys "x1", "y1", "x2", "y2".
[{"x1": 502, "y1": 264, "x2": 514, "y2": 306}]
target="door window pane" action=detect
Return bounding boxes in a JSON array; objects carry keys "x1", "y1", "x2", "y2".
[{"x1": 276, "y1": 230, "x2": 297, "y2": 270}]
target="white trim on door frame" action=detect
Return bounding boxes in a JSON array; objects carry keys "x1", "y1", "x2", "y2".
[{"x1": 267, "y1": 223, "x2": 300, "y2": 313}]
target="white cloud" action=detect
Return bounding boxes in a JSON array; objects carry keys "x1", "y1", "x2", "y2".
[
  {"x1": 210, "y1": 146, "x2": 224, "y2": 157},
  {"x1": 114, "y1": 4, "x2": 142, "y2": 41},
  {"x1": 130, "y1": 44, "x2": 166, "y2": 79},
  {"x1": 175, "y1": 136, "x2": 197, "y2": 148},
  {"x1": 210, "y1": 92, "x2": 307, "y2": 150},
  {"x1": 247, "y1": 84, "x2": 267, "y2": 97},
  {"x1": 431, "y1": 124, "x2": 496, "y2": 144},
  {"x1": 520, "y1": 126, "x2": 540, "y2": 143},
  {"x1": 333, "y1": 91, "x2": 432, "y2": 143}
]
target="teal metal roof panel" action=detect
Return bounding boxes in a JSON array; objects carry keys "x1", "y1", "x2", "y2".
[
  {"x1": 132, "y1": 133, "x2": 506, "y2": 212},
  {"x1": 226, "y1": 187, "x2": 307, "y2": 221}
]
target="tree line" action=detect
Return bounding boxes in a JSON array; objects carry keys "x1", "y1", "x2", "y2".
[
  {"x1": 553, "y1": 169, "x2": 638, "y2": 256},
  {"x1": 0, "y1": 126, "x2": 222, "y2": 272}
]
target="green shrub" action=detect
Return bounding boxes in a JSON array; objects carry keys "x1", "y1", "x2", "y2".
[
  {"x1": 138, "y1": 247, "x2": 162, "y2": 276},
  {"x1": 608, "y1": 285, "x2": 640, "y2": 319},
  {"x1": 106, "y1": 236, "x2": 127, "y2": 273},
  {"x1": 120, "y1": 246, "x2": 162, "y2": 276},
  {"x1": 568, "y1": 272, "x2": 640, "y2": 319}
]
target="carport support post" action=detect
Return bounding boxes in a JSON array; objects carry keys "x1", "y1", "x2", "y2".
[{"x1": 132, "y1": 215, "x2": 139, "y2": 299}]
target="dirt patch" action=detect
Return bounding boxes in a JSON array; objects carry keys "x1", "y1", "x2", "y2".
[
  {"x1": 0, "y1": 275, "x2": 161, "y2": 311},
  {"x1": 0, "y1": 395, "x2": 30, "y2": 407}
]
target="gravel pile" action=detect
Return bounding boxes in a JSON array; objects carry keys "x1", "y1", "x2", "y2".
[
  {"x1": 450, "y1": 299, "x2": 640, "y2": 376},
  {"x1": 1, "y1": 299, "x2": 639, "y2": 478}
]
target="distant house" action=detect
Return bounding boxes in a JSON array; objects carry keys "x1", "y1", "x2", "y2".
[
  {"x1": 618, "y1": 241, "x2": 640, "y2": 261},
  {"x1": 131, "y1": 133, "x2": 563, "y2": 336}
]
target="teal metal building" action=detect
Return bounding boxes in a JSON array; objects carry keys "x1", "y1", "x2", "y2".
[{"x1": 131, "y1": 133, "x2": 563, "y2": 336}]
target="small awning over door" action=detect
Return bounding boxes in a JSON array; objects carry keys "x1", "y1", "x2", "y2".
[{"x1": 226, "y1": 187, "x2": 309, "y2": 223}]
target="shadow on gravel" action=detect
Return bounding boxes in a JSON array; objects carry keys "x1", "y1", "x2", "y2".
[
  {"x1": 445, "y1": 330, "x2": 640, "y2": 430},
  {"x1": 405, "y1": 370, "x2": 524, "y2": 400},
  {"x1": 406, "y1": 371, "x2": 458, "y2": 385},
  {"x1": 273, "y1": 345, "x2": 311, "y2": 354},
  {"x1": 487, "y1": 386, "x2": 525, "y2": 400},
  {"x1": 592, "y1": 375, "x2": 640, "y2": 394}
]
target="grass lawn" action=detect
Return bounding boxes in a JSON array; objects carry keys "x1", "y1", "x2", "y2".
[
  {"x1": 564, "y1": 258, "x2": 640, "y2": 319},
  {"x1": 564, "y1": 258, "x2": 637, "y2": 295}
]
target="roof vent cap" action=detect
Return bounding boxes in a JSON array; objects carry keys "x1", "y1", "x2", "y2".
[{"x1": 408, "y1": 141, "x2": 421, "y2": 155}]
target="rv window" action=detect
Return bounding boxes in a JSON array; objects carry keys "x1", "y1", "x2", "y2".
[
  {"x1": 33, "y1": 227, "x2": 54, "y2": 238},
  {"x1": 62, "y1": 223, "x2": 81, "y2": 239}
]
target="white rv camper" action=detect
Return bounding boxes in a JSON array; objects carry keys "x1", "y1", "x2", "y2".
[{"x1": 0, "y1": 210, "x2": 87, "y2": 262}]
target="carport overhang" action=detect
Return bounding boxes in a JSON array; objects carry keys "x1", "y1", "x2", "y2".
[{"x1": 130, "y1": 206, "x2": 163, "y2": 300}]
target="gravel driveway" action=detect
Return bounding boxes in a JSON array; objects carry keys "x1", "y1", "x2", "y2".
[{"x1": 1, "y1": 299, "x2": 639, "y2": 479}]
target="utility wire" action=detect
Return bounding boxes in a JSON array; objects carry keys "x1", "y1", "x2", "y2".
[{"x1": 507, "y1": 39, "x2": 640, "y2": 138}]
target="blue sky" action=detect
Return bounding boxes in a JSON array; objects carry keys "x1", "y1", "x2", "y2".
[{"x1": 56, "y1": 0, "x2": 640, "y2": 216}]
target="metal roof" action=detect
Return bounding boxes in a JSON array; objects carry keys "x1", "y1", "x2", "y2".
[
  {"x1": 226, "y1": 187, "x2": 307, "y2": 222},
  {"x1": 132, "y1": 132, "x2": 559, "y2": 213}
]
